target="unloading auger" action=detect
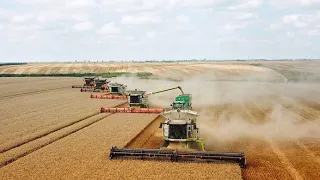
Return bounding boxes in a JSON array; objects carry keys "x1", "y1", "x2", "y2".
[{"x1": 100, "y1": 86, "x2": 184, "y2": 114}]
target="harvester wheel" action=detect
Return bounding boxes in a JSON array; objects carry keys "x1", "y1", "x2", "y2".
[
  {"x1": 187, "y1": 141, "x2": 205, "y2": 151},
  {"x1": 160, "y1": 140, "x2": 169, "y2": 148}
]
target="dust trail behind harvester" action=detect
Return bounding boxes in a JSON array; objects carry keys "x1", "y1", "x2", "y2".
[{"x1": 110, "y1": 74, "x2": 320, "y2": 147}]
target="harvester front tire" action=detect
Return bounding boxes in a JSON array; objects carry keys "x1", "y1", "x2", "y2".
[
  {"x1": 160, "y1": 140, "x2": 169, "y2": 148},
  {"x1": 188, "y1": 141, "x2": 204, "y2": 151}
]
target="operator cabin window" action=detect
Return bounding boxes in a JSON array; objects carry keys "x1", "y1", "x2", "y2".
[
  {"x1": 111, "y1": 87, "x2": 118, "y2": 92},
  {"x1": 169, "y1": 125, "x2": 187, "y2": 139},
  {"x1": 130, "y1": 95, "x2": 140, "y2": 103},
  {"x1": 173, "y1": 103, "x2": 182, "y2": 109}
]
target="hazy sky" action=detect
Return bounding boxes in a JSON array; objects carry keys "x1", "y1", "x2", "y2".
[{"x1": 0, "y1": 0, "x2": 320, "y2": 62}]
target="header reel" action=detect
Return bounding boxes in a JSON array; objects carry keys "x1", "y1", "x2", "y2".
[{"x1": 109, "y1": 146, "x2": 247, "y2": 169}]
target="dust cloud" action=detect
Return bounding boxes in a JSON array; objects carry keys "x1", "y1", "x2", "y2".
[{"x1": 110, "y1": 73, "x2": 320, "y2": 145}]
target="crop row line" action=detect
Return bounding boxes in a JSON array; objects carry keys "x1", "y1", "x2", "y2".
[
  {"x1": 0, "y1": 102, "x2": 127, "y2": 168},
  {"x1": 124, "y1": 115, "x2": 161, "y2": 148},
  {"x1": 0, "y1": 86, "x2": 70, "y2": 100}
]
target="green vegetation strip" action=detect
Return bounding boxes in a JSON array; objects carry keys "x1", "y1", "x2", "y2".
[
  {"x1": 0, "y1": 72, "x2": 153, "y2": 78},
  {"x1": 0, "y1": 63, "x2": 27, "y2": 66}
]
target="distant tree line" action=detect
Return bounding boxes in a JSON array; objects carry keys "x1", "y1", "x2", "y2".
[
  {"x1": 0, "y1": 63, "x2": 27, "y2": 66},
  {"x1": 71, "y1": 59, "x2": 319, "y2": 63},
  {"x1": 0, "y1": 72, "x2": 153, "y2": 79}
]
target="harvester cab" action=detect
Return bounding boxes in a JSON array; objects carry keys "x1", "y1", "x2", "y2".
[
  {"x1": 84, "y1": 77, "x2": 96, "y2": 87},
  {"x1": 109, "y1": 82, "x2": 127, "y2": 95},
  {"x1": 72, "y1": 77, "x2": 96, "y2": 88},
  {"x1": 94, "y1": 78, "x2": 110, "y2": 90},
  {"x1": 127, "y1": 89, "x2": 149, "y2": 108},
  {"x1": 159, "y1": 109, "x2": 204, "y2": 151}
]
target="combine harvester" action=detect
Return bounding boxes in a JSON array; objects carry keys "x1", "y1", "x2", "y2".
[
  {"x1": 90, "y1": 82, "x2": 128, "y2": 99},
  {"x1": 100, "y1": 86, "x2": 184, "y2": 114},
  {"x1": 80, "y1": 77, "x2": 110, "y2": 93},
  {"x1": 72, "y1": 77, "x2": 95, "y2": 88},
  {"x1": 108, "y1": 91, "x2": 247, "y2": 168}
]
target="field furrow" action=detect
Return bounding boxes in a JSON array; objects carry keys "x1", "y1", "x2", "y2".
[
  {"x1": 0, "y1": 113, "x2": 114, "y2": 167},
  {"x1": 125, "y1": 116, "x2": 164, "y2": 149},
  {"x1": 241, "y1": 101, "x2": 304, "y2": 179},
  {"x1": 0, "y1": 77, "x2": 80, "y2": 98},
  {"x1": 238, "y1": 138, "x2": 294, "y2": 180},
  {"x1": 274, "y1": 140, "x2": 320, "y2": 179},
  {"x1": 0, "y1": 96, "x2": 127, "y2": 150},
  {"x1": 0, "y1": 89, "x2": 89, "y2": 120}
]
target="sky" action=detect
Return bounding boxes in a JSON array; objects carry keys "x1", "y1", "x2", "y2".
[{"x1": 0, "y1": 0, "x2": 320, "y2": 62}]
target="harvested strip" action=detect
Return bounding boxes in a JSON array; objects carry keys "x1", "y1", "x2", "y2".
[
  {"x1": 0, "y1": 113, "x2": 241, "y2": 180},
  {"x1": 0, "y1": 77, "x2": 80, "y2": 98},
  {"x1": 0, "y1": 100, "x2": 127, "y2": 152},
  {"x1": 0, "y1": 86, "x2": 69, "y2": 100},
  {"x1": 0, "y1": 89, "x2": 88, "y2": 120},
  {"x1": 125, "y1": 115, "x2": 165, "y2": 148},
  {"x1": 0, "y1": 113, "x2": 113, "y2": 167},
  {"x1": 296, "y1": 141, "x2": 320, "y2": 165}
]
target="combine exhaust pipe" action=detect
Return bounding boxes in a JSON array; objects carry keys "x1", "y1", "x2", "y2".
[{"x1": 109, "y1": 146, "x2": 247, "y2": 168}]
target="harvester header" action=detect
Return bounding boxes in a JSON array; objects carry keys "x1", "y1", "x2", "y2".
[
  {"x1": 109, "y1": 146, "x2": 247, "y2": 168},
  {"x1": 100, "y1": 107, "x2": 164, "y2": 114}
]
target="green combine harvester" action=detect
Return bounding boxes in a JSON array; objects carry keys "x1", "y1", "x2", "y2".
[{"x1": 108, "y1": 86, "x2": 247, "y2": 168}]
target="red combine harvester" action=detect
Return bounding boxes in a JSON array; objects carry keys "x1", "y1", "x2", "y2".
[
  {"x1": 72, "y1": 77, "x2": 95, "y2": 88},
  {"x1": 80, "y1": 78, "x2": 110, "y2": 93},
  {"x1": 100, "y1": 86, "x2": 184, "y2": 114}
]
